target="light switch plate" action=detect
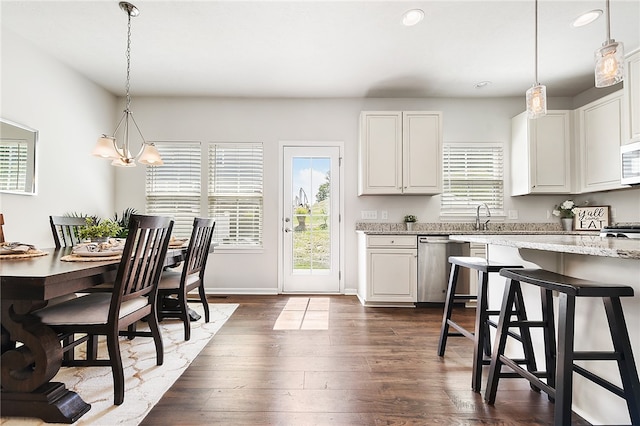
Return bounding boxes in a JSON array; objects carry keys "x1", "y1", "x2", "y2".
[{"x1": 361, "y1": 210, "x2": 377, "y2": 220}]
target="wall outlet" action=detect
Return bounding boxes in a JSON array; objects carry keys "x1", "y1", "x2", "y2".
[
  {"x1": 381, "y1": 211, "x2": 388, "y2": 220},
  {"x1": 546, "y1": 210, "x2": 551, "y2": 219},
  {"x1": 507, "y1": 210, "x2": 518, "y2": 220},
  {"x1": 361, "y1": 210, "x2": 377, "y2": 220}
]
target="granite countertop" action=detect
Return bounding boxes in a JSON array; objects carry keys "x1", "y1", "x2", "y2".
[{"x1": 449, "y1": 234, "x2": 640, "y2": 259}]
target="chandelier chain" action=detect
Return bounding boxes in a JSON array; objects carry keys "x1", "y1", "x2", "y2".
[{"x1": 125, "y1": 10, "x2": 132, "y2": 110}]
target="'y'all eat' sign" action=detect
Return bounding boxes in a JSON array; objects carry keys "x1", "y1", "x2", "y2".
[{"x1": 573, "y1": 206, "x2": 610, "y2": 231}]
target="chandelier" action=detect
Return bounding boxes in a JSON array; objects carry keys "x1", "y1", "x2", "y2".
[{"x1": 91, "y1": 2, "x2": 162, "y2": 167}]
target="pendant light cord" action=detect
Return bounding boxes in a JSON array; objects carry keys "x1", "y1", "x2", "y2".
[
  {"x1": 605, "y1": 0, "x2": 611, "y2": 42},
  {"x1": 534, "y1": 0, "x2": 538, "y2": 85}
]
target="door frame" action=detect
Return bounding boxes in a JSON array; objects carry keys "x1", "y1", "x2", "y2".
[{"x1": 278, "y1": 141, "x2": 345, "y2": 294}]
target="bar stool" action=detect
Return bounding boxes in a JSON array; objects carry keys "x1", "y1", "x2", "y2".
[
  {"x1": 438, "y1": 256, "x2": 531, "y2": 392},
  {"x1": 485, "y1": 268, "x2": 640, "y2": 426}
]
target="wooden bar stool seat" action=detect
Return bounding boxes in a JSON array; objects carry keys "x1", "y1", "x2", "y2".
[
  {"x1": 485, "y1": 268, "x2": 640, "y2": 426},
  {"x1": 438, "y1": 256, "x2": 529, "y2": 392}
]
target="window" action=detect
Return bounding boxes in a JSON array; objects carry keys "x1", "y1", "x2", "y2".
[
  {"x1": 0, "y1": 140, "x2": 28, "y2": 192},
  {"x1": 208, "y1": 143, "x2": 263, "y2": 247},
  {"x1": 441, "y1": 143, "x2": 504, "y2": 216},
  {"x1": 146, "y1": 142, "x2": 201, "y2": 237}
]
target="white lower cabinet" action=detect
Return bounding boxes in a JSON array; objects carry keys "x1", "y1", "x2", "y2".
[{"x1": 357, "y1": 233, "x2": 417, "y2": 307}]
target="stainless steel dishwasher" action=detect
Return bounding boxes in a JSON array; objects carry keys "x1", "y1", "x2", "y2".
[{"x1": 417, "y1": 236, "x2": 470, "y2": 306}]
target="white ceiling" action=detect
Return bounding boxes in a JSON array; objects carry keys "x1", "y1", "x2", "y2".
[{"x1": 2, "y1": 0, "x2": 639, "y2": 98}]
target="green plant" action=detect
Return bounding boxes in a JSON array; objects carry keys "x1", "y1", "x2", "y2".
[
  {"x1": 295, "y1": 206, "x2": 309, "y2": 215},
  {"x1": 78, "y1": 217, "x2": 122, "y2": 240},
  {"x1": 404, "y1": 214, "x2": 417, "y2": 223},
  {"x1": 113, "y1": 208, "x2": 137, "y2": 238},
  {"x1": 552, "y1": 200, "x2": 576, "y2": 219}
]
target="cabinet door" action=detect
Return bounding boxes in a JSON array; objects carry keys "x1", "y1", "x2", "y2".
[
  {"x1": 367, "y1": 249, "x2": 417, "y2": 303},
  {"x1": 511, "y1": 110, "x2": 571, "y2": 195},
  {"x1": 531, "y1": 111, "x2": 572, "y2": 193},
  {"x1": 623, "y1": 49, "x2": 640, "y2": 143},
  {"x1": 403, "y1": 112, "x2": 442, "y2": 194},
  {"x1": 359, "y1": 112, "x2": 402, "y2": 195},
  {"x1": 578, "y1": 91, "x2": 624, "y2": 192}
]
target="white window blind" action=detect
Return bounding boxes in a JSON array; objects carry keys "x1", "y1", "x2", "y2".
[
  {"x1": 145, "y1": 142, "x2": 201, "y2": 237},
  {"x1": 208, "y1": 143, "x2": 263, "y2": 247},
  {"x1": 441, "y1": 143, "x2": 504, "y2": 216},
  {"x1": 0, "y1": 140, "x2": 27, "y2": 191}
]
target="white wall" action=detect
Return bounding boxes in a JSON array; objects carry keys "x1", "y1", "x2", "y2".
[{"x1": 1, "y1": 30, "x2": 117, "y2": 247}]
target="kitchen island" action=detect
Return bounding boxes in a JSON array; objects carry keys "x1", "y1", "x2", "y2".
[{"x1": 450, "y1": 233, "x2": 640, "y2": 425}]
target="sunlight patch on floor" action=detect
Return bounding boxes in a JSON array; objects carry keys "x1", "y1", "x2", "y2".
[{"x1": 273, "y1": 297, "x2": 330, "y2": 330}]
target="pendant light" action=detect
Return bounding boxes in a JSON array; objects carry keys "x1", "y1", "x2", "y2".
[
  {"x1": 526, "y1": 0, "x2": 547, "y2": 119},
  {"x1": 91, "y1": 2, "x2": 163, "y2": 167},
  {"x1": 594, "y1": 0, "x2": 624, "y2": 88}
]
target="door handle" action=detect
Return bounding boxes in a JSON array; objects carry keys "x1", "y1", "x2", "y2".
[{"x1": 284, "y1": 228, "x2": 292, "y2": 233}]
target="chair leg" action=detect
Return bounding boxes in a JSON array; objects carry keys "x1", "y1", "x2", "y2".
[
  {"x1": 472, "y1": 270, "x2": 489, "y2": 392},
  {"x1": 513, "y1": 283, "x2": 539, "y2": 392},
  {"x1": 540, "y1": 287, "x2": 557, "y2": 397},
  {"x1": 179, "y1": 290, "x2": 191, "y2": 341},
  {"x1": 554, "y1": 293, "x2": 576, "y2": 426},
  {"x1": 603, "y1": 296, "x2": 640, "y2": 424},
  {"x1": 485, "y1": 278, "x2": 518, "y2": 405},
  {"x1": 438, "y1": 264, "x2": 460, "y2": 356},
  {"x1": 198, "y1": 283, "x2": 210, "y2": 323},
  {"x1": 105, "y1": 329, "x2": 124, "y2": 406},
  {"x1": 87, "y1": 335, "x2": 99, "y2": 361},
  {"x1": 147, "y1": 311, "x2": 164, "y2": 365}
]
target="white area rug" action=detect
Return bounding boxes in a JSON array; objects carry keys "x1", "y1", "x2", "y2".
[{"x1": 1, "y1": 303, "x2": 238, "y2": 426}]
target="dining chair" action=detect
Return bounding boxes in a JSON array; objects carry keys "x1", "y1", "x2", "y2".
[
  {"x1": 49, "y1": 215, "x2": 87, "y2": 248},
  {"x1": 157, "y1": 217, "x2": 215, "y2": 341},
  {"x1": 34, "y1": 214, "x2": 174, "y2": 406}
]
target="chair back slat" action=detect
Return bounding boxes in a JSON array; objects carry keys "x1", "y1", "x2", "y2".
[
  {"x1": 49, "y1": 216, "x2": 86, "y2": 248},
  {"x1": 110, "y1": 215, "x2": 173, "y2": 318},
  {"x1": 184, "y1": 218, "x2": 216, "y2": 279}
]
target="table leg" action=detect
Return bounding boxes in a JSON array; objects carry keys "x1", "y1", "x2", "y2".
[{"x1": 1, "y1": 299, "x2": 91, "y2": 423}]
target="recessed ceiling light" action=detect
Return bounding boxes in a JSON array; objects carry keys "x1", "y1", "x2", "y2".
[
  {"x1": 402, "y1": 9, "x2": 424, "y2": 26},
  {"x1": 475, "y1": 81, "x2": 492, "y2": 89},
  {"x1": 572, "y1": 9, "x2": 602, "y2": 27}
]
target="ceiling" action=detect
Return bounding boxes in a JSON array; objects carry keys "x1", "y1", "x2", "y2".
[{"x1": 2, "y1": 0, "x2": 639, "y2": 99}]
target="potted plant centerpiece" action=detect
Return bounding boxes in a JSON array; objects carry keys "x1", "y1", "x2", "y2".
[
  {"x1": 404, "y1": 214, "x2": 417, "y2": 231},
  {"x1": 78, "y1": 217, "x2": 122, "y2": 243},
  {"x1": 552, "y1": 200, "x2": 576, "y2": 231}
]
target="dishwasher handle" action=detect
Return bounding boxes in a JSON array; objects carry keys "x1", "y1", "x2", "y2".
[{"x1": 418, "y1": 236, "x2": 464, "y2": 244}]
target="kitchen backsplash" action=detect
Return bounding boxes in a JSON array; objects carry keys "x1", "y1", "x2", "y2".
[{"x1": 356, "y1": 222, "x2": 568, "y2": 233}]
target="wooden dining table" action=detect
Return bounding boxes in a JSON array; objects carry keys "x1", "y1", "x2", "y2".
[{"x1": 0, "y1": 245, "x2": 188, "y2": 423}]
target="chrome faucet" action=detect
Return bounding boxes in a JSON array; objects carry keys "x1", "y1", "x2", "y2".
[{"x1": 475, "y1": 203, "x2": 491, "y2": 231}]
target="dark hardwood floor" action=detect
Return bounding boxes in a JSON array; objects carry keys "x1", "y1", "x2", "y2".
[{"x1": 142, "y1": 295, "x2": 589, "y2": 425}]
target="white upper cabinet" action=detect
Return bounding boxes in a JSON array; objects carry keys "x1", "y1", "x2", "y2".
[
  {"x1": 577, "y1": 90, "x2": 624, "y2": 193},
  {"x1": 359, "y1": 111, "x2": 442, "y2": 195},
  {"x1": 623, "y1": 48, "x2": 640, "y2": 144},
  {"x1": 511, "y1": 110, "x2": 572, "y2": 195}
]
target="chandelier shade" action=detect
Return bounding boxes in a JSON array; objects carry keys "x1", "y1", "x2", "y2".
[{"x1": 91, "y1": 2, "x2": 163, "y2": 167}]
